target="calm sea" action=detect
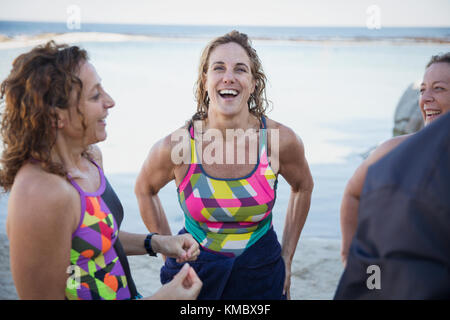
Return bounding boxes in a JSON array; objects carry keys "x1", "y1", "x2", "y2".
[
  {"x1": 1, "y1": 20, "x2": 450, "y2": 41},
  {"x1": 0, "y1": 21, "x2": 449, "y2": 239}
]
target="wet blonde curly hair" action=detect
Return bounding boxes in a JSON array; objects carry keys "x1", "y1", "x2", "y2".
[{"x1": 193, "y1": 30, "x2": 271, "y2": 122}]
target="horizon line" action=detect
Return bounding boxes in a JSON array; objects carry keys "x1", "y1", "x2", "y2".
[{"x1": 1, "y1": 19, "x2": 449, "y2": 29}]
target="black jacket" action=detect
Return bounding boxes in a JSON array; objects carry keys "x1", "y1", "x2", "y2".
[{"x1": 335, "y1": 112, "x2": 450, "y2": 299}]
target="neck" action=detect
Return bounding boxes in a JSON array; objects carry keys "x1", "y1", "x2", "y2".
[
  {"x1": 50, "y1": 133, "x2": 88, "y2": 177},
  {"x1": 205, "y1": 108, "x2": 257, "y2": 134}
]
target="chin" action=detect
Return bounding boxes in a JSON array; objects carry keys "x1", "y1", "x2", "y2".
[
  {"x1": 97, "y1": 135, "x2": 107, "y2": 143},
  {"x1": 87, "y1": 135, "x2": 107, "y2": 145},
  {"x1": 217, "y1": 104, "x2": 245, "y2": 116}
]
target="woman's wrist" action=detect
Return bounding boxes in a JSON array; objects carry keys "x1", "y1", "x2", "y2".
[
  {"x1": 144, "y1": 233, "x2": 160, "y2": 256},
  {"x1": 281, "y1": 252, "x2": 293, "y2": 268}
]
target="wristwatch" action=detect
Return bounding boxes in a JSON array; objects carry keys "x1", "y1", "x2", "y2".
[{"x1": 144, "y1": 233, "x2": 158, "y2": 257}]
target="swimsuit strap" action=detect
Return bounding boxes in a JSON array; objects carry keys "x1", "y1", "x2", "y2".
[{"x1": 66, "y1": 158, "x2": 106, "y2": 196}]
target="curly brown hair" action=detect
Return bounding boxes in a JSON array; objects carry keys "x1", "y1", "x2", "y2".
[
  {"x1": 0, "y1": 41, "x2": 88, "y2": 192},
  {"x1": 193, "y1": 30, "x2": 271, "y2": 122}
]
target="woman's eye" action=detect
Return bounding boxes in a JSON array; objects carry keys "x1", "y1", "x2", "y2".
[{"x1": 91, "y1": 93, "x2": 100, "y2": 100}]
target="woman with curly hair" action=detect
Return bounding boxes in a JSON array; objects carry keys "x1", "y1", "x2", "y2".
[
  {"x1": 1, "y1": 41, "x2": 202, "y2": 300},
  {"x1": 135, "y1": 30, "x2": 314, "y2": 299}
]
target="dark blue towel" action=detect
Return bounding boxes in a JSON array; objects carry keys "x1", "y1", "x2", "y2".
[{"x1": 160, "y1": 227, "x2": 286, "y2": 300}]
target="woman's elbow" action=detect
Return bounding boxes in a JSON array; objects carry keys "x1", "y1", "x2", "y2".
[
  {"x1": 134, "y1": 176, "x2": 146, "y2": 198},
  {"x1": 300, "y1": 174, "x2": 314, "y2": 194}
]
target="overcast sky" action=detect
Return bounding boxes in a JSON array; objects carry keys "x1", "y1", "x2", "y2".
[{"x1": 0, "y1": 0, "x2": 449, "y2": 27}]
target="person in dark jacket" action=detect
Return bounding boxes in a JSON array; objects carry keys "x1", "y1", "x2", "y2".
[
  {"x1": 334, "y1": 112, "x2": 450, "y2": 299},
  {"x1": 339, "y1": 52, "x2": 450, "y2": 266}
]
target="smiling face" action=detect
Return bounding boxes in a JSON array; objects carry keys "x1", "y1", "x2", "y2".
[
  {"x1": 204, "y1": 42, "x2": 256, "y2": 118},
  {"x1": 60, "y1": 61, "x2": 115, "y2": 145},
  {"x1": 419, "y1": 62, "x2": 450, "y2": 126}
]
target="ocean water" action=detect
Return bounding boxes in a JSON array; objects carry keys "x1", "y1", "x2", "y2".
[
  {"x1": 0, "y1": 23, "x2": 449, "y2": 239},
  {"x1": 1, "y1": 21, "x2": 450, "y2": 41}
]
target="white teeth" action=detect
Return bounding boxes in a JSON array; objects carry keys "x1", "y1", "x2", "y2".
[
  {"x1": 219, "y1": 89, "x2": 238, "y2": 96},
  {"x1": 426, "y1": 110, "x2": 441, "y2": 116}
]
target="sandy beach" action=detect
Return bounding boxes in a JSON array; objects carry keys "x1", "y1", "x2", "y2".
[
  {"x1": 0, "y1": 228, "x2": 343, "y2": 300},
  {"x1": 128, "y1": 236, "x2": 343, "y2": 300}
]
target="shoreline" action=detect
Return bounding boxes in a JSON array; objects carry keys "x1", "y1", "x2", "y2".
[{"x1": 0, "y1": 31, "x2": 449, "y2": 50}]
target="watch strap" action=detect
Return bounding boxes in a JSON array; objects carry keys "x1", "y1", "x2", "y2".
[{"x1": 144, "y1": 233, "x2": 158, "y2": 257}]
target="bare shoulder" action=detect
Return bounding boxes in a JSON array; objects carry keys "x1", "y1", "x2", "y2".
[
  {"x1": 151, "y1": 122, "x2": 191, "y2": 164},
  {"x1": 7, "y1": 164, "x2": 79, "y2": 299},
  {"x1": 7, "y1": 163, "x2": 78, "y2": 236},
  {"x1": 381, "y1": 133, "x2": 412, "y2": 150},
  {"x1": 264, "y1": 118, "x2": 313, "y2": 191},
  {"x1": 136, "y1": 123, "x2": 191, "y2": 191},
  {"x1": 265, "y1": 117, "x2": 304, "y2": 153},
  {"x1": 166, "y1": 122, "x2": 191, "y2": 149},
  {"x1": 366, "y1": 133, "x2": 414, "y2": 166},
  {"x1": 345, "y1": 133, "x2": 414, "y2": 197},
  {"x1": 11, "y1": 163, "x2": 76, "y2": 206}
]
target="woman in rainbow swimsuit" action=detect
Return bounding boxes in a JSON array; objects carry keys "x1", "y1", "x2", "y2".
[
  {"x1": 135, "y1": 30, "x2": 314, "y2": 299},
  {"x1": 1, "y1": 41, "x2": 202, "y2": 300}
]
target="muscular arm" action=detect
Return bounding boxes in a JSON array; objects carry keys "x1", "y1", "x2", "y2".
[
  {"x1": 277, "y1": 125, "x2": 314, "y2": 298},
  {"x1": 340, "y1": 160, "x2": 369, "y2": 265},
  {"x1": 135, "y1": 135, "x2": 177, "y2": 236},
  {"x1": 340, "y1": 134, "x2": 412, "y2": 265}
]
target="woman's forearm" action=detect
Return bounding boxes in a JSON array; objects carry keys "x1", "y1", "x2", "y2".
[
  {"x1": 136, "y1": 191, "x2": 172, "y2": 236},
  {"x1": 281, "y1": 189, "x2": 312, "y2": 264},
  {"x1": 340, "y1": 192, "x2": 360, "y2": 263},
  {"x1": 118, "y1": 231, "x2": 147, "y2": 256}
]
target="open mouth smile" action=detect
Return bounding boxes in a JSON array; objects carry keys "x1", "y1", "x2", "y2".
[
  {"x1": 98, "y1": 115, "x2": 107, "y2": 126},
  {"x1": 425, "y1": 109, "x2": 441, "y2": 120},
  {"x1": 218, "y1": 89, "x2": 239, "y2": 99}
]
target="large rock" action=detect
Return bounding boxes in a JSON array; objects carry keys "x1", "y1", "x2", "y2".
[{"x1": 393, "y1": 81, "x2": 423, "y2": 136}]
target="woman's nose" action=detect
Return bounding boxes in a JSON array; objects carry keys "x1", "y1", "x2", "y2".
[
  {"x1": 104, "y1": 92, "x2": 115, "y2": 109},
  {"x1": 222, "y1": 69, "x2": 235, "y2": 83},
  {"x1": 420, "y1": 88, "x2": 434, "y2": 103}
]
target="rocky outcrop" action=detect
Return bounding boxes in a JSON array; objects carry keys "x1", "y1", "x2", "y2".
[{"x1": 393, "y1": 81, "x2": 423, "y2": 136}]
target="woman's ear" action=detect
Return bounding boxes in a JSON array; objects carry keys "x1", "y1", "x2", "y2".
[
  {"x1": 251, "y1": 78, "x2": 256, "y2": 95},
  {"x1": 51, "y1": 107, "x2": 68, "y2": 129},
  {"x1": 202, "y1": 73, "x2": 208, "y2": 89}
]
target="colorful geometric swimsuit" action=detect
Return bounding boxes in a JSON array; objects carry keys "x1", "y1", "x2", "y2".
[
  {"x1": 65, "y1": 160, "x2": 132, "y2": 300},
  {"x1": 178, "y1": 117, "x2": 278, "y2": 257}
]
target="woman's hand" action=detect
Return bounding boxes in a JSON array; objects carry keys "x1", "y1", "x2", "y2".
[
  {"x1": 282, "y1": 256, "x2": 292, "y2": 300},
  {"x1": 153, "y1": 234, "x2": 200, "y2": 263},
  {"x1": 149, "y1": 263, "x2": 202, "y2": 300}
]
